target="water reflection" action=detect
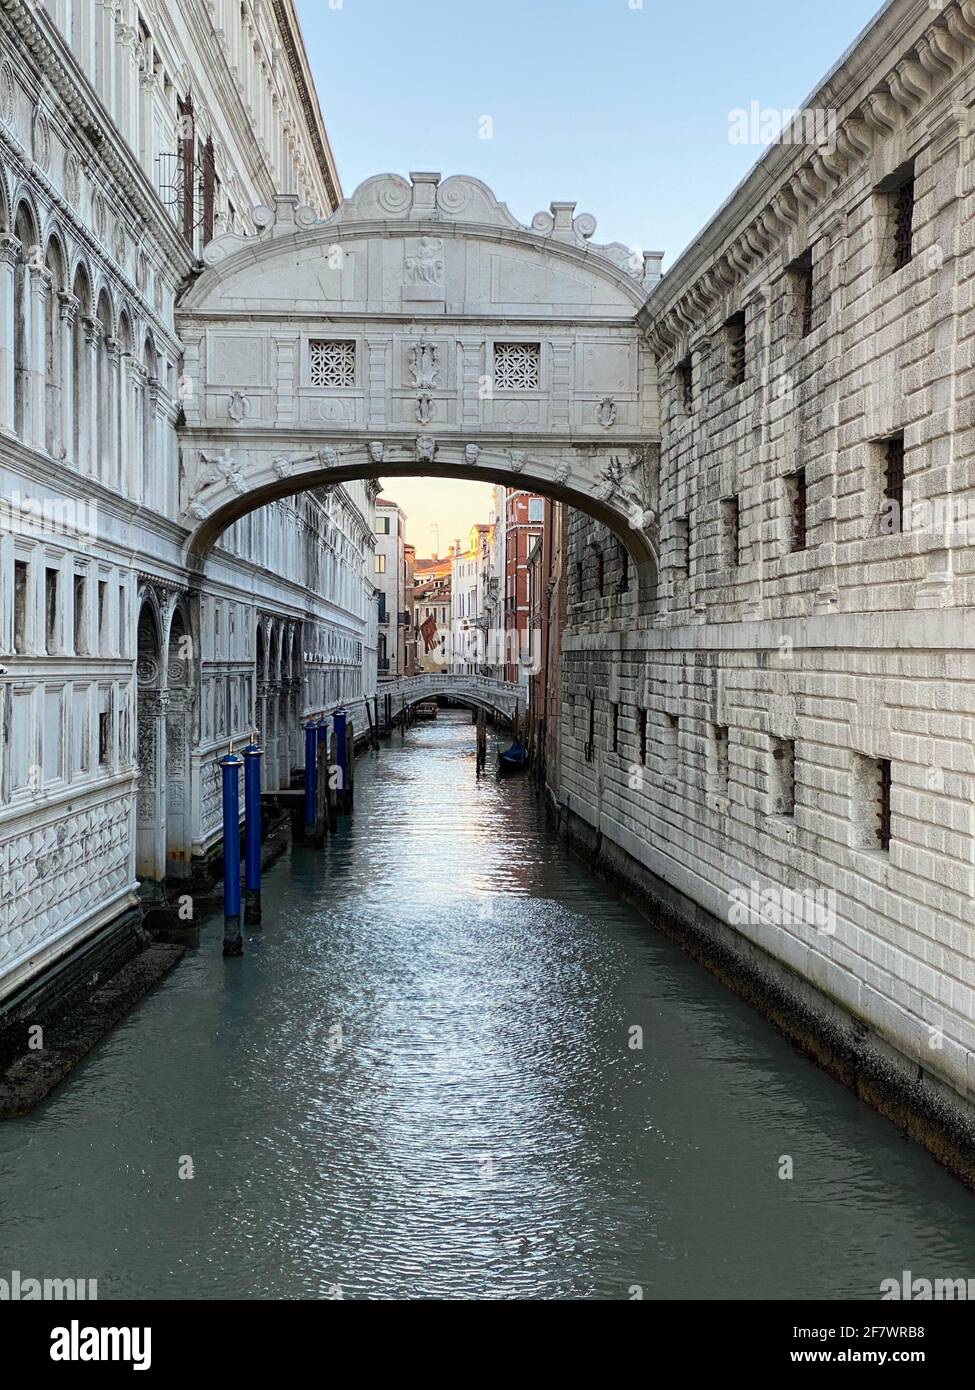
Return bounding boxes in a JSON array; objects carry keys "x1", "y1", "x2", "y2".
[{"x1": 0, "y1": 710, "x2": 972, "y2": 1300}]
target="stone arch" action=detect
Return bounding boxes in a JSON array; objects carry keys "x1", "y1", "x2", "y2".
[
  {"x1": 164, "y1": 601, "x2": 194, "y2": 877},
  {"x1": 0, "y1": 166, "x2": 11, "y2": 233},
  {"x1": 135, "y1": 593, "x2": 165, "y2": 887},
  {"x1": 184, "y1": 444, "x2": 658, "y2": 595},
  {"x1": 11, "y1": 195, "x2": 40, "y2": 440},
  {"x1": 69, "y1": 259, "x2": 93, "y2": 468},
  {"x1": 93, "y1": 287, "x2": 116, "y2": 484},
  {"x1": 175, "y1": 173, "x2": 664, "y2": 600},
  {"x1": 42, "y1": 230, "x2": 67, "y2": 456}
]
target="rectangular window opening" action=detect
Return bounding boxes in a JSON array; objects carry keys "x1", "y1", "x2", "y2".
[
  {"x1": 771, "y1": 736, "x2": 796, "y2": 817},
  {"x1": 785, "y1": 470, "x2": 807, "y2": 552},
  {"x1": 724, "y1": 311, "x2": 746, "y2": 387},
  {"x1": 787, "y1": 249, "x2": 814, "y2": 337}
]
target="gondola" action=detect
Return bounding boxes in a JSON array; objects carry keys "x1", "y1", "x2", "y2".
[{"x1": 497, "y1": 739, "x2": 527, "y2": 774}]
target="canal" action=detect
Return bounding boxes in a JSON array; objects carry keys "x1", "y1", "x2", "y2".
[{"x1": 0, "y1": 710, "x2": 973, "y2": 1300}]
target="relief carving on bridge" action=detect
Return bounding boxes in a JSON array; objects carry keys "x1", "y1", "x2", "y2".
[{"x1": 179, "y1": 172, "x2": 664, "y2": 575}]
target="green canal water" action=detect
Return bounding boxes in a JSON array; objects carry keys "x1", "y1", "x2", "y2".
[{"x1": 0, "y1": 711, "x2": 973, "y2": 1299}]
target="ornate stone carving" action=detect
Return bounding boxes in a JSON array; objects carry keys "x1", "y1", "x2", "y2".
[
  {"x1": 187, "y1": 449, "x2": 248, "y2": 520},
  {"x1": 416, "y1": 436, "x2": 437, "y2": 463},
  {"x1": 272, "y1": 456, "x2": 294, "y2": 479},
  {"x1": 228, "y1": 391, "x2": 251, "y2": 422},
  {"x1": 592, "y1": 450, "x2": 658, "y2": 534},
  {"x1": 64, "y1": 151, "x2": 82, "y2": 207},
  {"x1": 596, "y1": 396, "x2": 617, "y2": 428},
  {"x1": 409, "y1": 340, "x2": 440, "y2": 388},
  {"x1": 404, "y1": 237, "x2": 444, "y2": 287},
  {"x1": 508, "y1": 449, "x2": 527, "y2": 473},
  {"x1": 465, "y1": 444, "x2": 481, "y2": 466},
  {"x1": 368, "y1": 441, "x2": 384, "y2": 464},
  {"x1": 554, "y1": 461, "x2": 570, "y2": 485},
  {"x1": 0, "y1": 61, "x2": 14, "y2": 129},
  {"x1": 31, "y1": 104, "x2": 50, "y2": 171},
  {"x1": 416, "y1": 393, "x2": 434, "y2": 425},
  {"x1": 318, "y1": 446, "x2": 338, "y2": 469}
]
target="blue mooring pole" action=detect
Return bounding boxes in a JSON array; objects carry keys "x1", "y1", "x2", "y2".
[
  {"x1": 243, "y1": 740, "x2": 263, "y2": 926},
  {"x1": 304, "y1": 720, "x2": 318, "y2": 830},
  {"x1": 333, "y1": 708, "x2": 347, "y2": 808},
  {"x1": 220, "y1": 748, "x2": 244, "y2": 957}
]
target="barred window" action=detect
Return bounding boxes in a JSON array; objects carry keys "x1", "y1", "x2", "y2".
[
  {"x1": 309, "y1": 340, "x2": 356, "y2": 387},
  {"x1": 494, "y1": 342, "x2": 540, "y2": 391}
]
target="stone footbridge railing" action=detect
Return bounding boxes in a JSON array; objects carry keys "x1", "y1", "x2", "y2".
[{"x1": 379, "y1": 673, "x2": 523, "y2": 721}]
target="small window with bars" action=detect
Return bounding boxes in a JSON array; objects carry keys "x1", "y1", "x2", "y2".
[
  {"x1": 721, "y1": 496, "x2": 741, "y2": 567},
  {"x1": 878, "y1": 433, "x2": 905, "y2": 535},
  {"x1": 676, "y1": 354, "x2": 694, "y2": 414},
  {"x1": 713, "y1": 724, "x2": 730, "y2": 794},
  {"x1": 724, "y1": 311, "x2": 746, "y2": 387},
  {"x1": 787, "y1": 249, "x2": 814, "y2": 338},
  {"x1": 853, "y1": 753, "x2": 892, "y2": 851},
  {"x1": 770, "y1": 736, "x2": 796, "y2": 816},
  {"x1": 785, "y1": 469, "x2": 807, "y2": 552},
  {"x1": 493, "y1": 342, "x2": 540, "y2": 391},
  {"x1": 309, "y1": 340, "x2": 356, "y2": 388},
  {"x1": 876, "y1": 161, "x2": 915, "y2": 277}
]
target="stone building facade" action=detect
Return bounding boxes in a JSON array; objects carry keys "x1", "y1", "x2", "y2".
[
  {"x1": 0, "y1": 0, "x2": 376, "y2": 999},
  {"x1": 557, "y1": 0, "x2": 975, "y2": 1150}
]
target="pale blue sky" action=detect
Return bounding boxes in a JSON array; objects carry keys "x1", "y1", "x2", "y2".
[{"x1": 294, "y1": 0, "x2": 885, "y2": 548}]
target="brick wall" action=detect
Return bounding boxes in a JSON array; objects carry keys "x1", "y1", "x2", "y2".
[{"x1": 557, "y1": 0, "x2": 975, "y2": 1108}]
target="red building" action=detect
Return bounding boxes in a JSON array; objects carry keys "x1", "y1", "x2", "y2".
[{"x1": 503, "y1": 488, "x2": 545, "y2": 684}]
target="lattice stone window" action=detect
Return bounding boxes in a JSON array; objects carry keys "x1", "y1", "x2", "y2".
[
  {"x1": 309, "y1": 339, "x2": 356, "y2": 387},
  {"x1": 494, "y1": 341, "x2": 540, "y2": 391}
]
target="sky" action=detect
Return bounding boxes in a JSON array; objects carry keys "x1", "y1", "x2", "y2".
[{"x1": 295, "y1": 0, "x2": 885, "y2": 549}]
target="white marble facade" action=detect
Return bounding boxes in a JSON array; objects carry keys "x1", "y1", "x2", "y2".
[{"x1": 0, "y1": 0, "x2": 376, "y2": 997}]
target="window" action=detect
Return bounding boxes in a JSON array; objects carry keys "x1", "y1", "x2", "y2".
[
  {"x1": 787, "y1": 250, "x2": 814, "y2": 337},
  {"x1": 617, "y1": 542, "x2": 630, "y2": 594},
  {"x1": 876, "y1": 161, "x2": 915, "y2": 277},
  {"x1": 714, "y1": 724, "x2": 730, "y2": 793},
  {"x1": 662, "y1": 713, "x2": 679, "y2": 775},
  {"x1": 177, "y1": 93, "x2": 195, "y2": 244},
  {"x1": 374, "y1": 554, "x2": 386, "y2": 574},
  {"x1": 673, "y1": 516, "x2": 690, "y2": 582},
  {"x1": 720, "y1": 496, "x2": 741, "y2": 567},
  {"x1": 528, "y1": 498, "x2": 544, "y2": 523},
  {"x1": 853, "y1": 754, "x2": 892, "y2": 851},
  {"x1": 73, "y1": 573, "x2": 87, "y2": 655},
  {"x1": 309, "y1": 340, "x2": 356, "y2": 388},
  {"x1": 676, "y1": 354, "x2": 693, "y2": 413},
  {"x1": 201, "y1": 135, "x2": 216, "y2": 247},
  {"x1": 45, "y1": 567, "x2": 59, "y2": 654},
  {"x1": 585, "y1": 697, "x2": 595, "y2": 763},
  {"x1": 611, "y1": 703, "x2": 619, "y2": 753},
  {"x1": 118, "y1": 584, "x2": 126, "y2": 656},
  {"x1": 879, "y1": 433, "x2": 905, "y2": 535},
  {"x1": 375, "y1": 516, "x2": 391, "y2": 535},
  {"x1": 494, "y1": 342, "x2": 540, "y2": 391},
  {"x1": 638, "y1": 708, "x2": 648, "y2": 766},
  {"x1": 98, "y1": 710, "x2": 110, "y2": 767},
  {"x1": 97, "y1": 580, "x2": 108, "y2": 652},
  {"x1": 785, "y1": 470, "x2": 807, "y2": 552},
  {"x1": 13, "y1": 559, "x2": 28, "y2": 654},
  {"x1": 595, "y1": 549, "x2": 605, "y2": 595},
  {"x1": 724, "y1": 311, "x2": 746, "y2": 386},
  {"x1": 770, "y1": 737, "x2": 796, "y2": 816}
]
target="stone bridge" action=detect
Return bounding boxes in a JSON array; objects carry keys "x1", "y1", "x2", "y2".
[
  {"x1": 175, "y1": 171, "x2": 664, "y2": 591},
  {"x1": 380, "y1": 673, "x2": 523, "y2": 722}
]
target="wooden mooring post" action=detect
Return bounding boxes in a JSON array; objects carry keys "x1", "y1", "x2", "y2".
[{"x1": 476, "y1": 707, "x2": 487, "y2": 775}]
